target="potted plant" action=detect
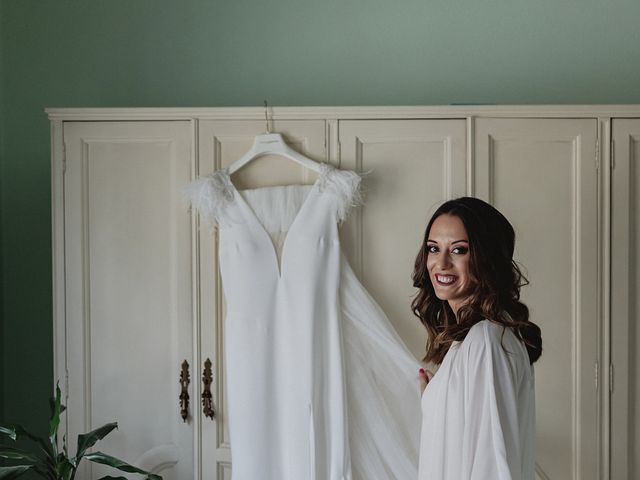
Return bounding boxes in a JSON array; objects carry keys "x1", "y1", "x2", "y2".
[{"x1": 0, "y1": 383, "x2": 161, "y2": 479}]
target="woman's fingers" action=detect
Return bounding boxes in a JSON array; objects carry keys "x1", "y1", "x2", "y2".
[
  {"x1": 419, "y1": 368, "x2": 428, "y2": 393},
  {"x1": 419, "y1": 368, "x2": 435, "y2": 394}
]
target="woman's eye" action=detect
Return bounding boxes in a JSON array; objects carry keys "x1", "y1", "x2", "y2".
[{"x1": 426, "y1": 245, "x2": 468, "y2": 254}]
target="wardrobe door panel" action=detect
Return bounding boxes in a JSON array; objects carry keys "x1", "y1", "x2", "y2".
[
  {"x1": 338, "y1": 119, "x2": 467, "y2": 358},
  {"x1": 611, "y1": 118, "x2": 640, "y2": 480},
  {"x1": 475, "y1": 118, "x2": 599, "y2": 480},
  {"x1": 197, "y1": 119, "x2": 326, "y2": 479},
  {"x1": 63, "y1": 121, "x2": 195, "y2": 480}
]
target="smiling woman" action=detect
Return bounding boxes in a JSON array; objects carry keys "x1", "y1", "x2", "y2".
[
  {"x1": 411, "y1": 196, "x2": 542, "y2": 480},
  {"x1": 425, "y1": 214, "x2": 473, "y2": 315}
]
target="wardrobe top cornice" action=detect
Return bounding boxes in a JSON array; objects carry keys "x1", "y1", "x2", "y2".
[{"x1": 45, "y1": 104, "x2": 640, "y2": 121}]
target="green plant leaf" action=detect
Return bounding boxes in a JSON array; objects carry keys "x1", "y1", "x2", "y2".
[
  {"x1": 0, "y1": 424, "x2": 54, "y2": 460},
  {"x1": 0, "y1": 446, "x2": 39, "y2": 462},
  {"x1": 85, "y1": 452, "x2": 161, "y2": 479},
  {"x1": 75, "y1": 422, "x2": 118, "y2": 460},
  {"x1": 0, "y1": 426, "x2": 17, "y2": 441},
  {"x1": 48, "y1": 383, "x2": 62, "y2": 450},
  {"x1": 0, "y1": 465, "x2": 32, "y2": 480},
  {"x1": 55, "y1": 455, "x2": 75, "y2": 480}
]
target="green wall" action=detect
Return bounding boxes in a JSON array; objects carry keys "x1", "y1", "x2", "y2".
[
  {"x1": 0, "y1": 0, "x2": 4, "y2": 428},
  {"x1": 1, "y1": 0, "x2": 640, "y2": 433}
]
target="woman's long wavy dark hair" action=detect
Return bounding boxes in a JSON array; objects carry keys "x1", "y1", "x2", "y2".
[{"x1": 411, "y1": 197, "x2": 542, "y2": 365}]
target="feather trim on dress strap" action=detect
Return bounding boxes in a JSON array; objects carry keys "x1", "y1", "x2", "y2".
[
  {"x1": 318, "y1": 163, "x2": 364, "y2": 223},
  {"x1": 182, "y1": 168, "x2": 235, "y2": 230}
]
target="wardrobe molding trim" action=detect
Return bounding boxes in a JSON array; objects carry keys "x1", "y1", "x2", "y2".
[{"x1": 46, "y1": 105, "x2": 640, "y2": 121}]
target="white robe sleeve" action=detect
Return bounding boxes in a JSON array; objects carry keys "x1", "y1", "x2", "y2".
[{"x1": 461, "y1": 323, "x2": 524, "y2": 480}]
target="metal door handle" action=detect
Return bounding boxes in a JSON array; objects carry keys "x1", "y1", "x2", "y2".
[
  {"x1": 179, "y1": 360, "x2": 190, "y2": 422},
  {"x1": 202, "y1": 358, "x2": 215, "y2": 419}
]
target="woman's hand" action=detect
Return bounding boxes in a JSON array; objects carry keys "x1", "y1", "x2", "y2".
[{"x1": 419, "y1": 368, "x2": 434, "y2": 394}]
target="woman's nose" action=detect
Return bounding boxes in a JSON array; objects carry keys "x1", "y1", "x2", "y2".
[{"x1": 436, "y1": 252, "x2": 452, "y2": 269}]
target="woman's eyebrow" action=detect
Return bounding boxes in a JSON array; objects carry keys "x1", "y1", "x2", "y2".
[{"x1": 427, "y1": 239, "x2": 468, "y2": 244}]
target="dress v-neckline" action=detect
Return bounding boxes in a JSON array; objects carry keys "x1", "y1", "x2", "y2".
[{"x1": 224, "y1": 170, "x2": 325, "y2": 279}]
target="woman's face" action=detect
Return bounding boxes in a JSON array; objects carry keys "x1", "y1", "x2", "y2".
[{"x1": 425, "y1": 214, "x2": 474, "y2": 315}]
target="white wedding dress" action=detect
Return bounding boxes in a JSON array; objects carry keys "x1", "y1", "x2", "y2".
[{"x1": 184, "y1": 164, "x2": 422, "y2": 480}]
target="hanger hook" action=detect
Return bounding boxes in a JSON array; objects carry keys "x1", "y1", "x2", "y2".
[{"x1": 263, "y1": 100, "x2": 270, "y2": 134}]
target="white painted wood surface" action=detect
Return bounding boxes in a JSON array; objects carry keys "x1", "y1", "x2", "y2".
[
  {"x1": 62, "y1": 121, "x2": 195, "y2": 479},
  {"x1": 611, "y1": 118, "x2": 640, "y2": 480},
  {"x1": 337, "y1": 119, "x2": 467, "y2": 358},
  {"x1": 475, "y1": 118, "x2": 599, "y2": 480},
  {"x1": 49, "y1": 106, "x2": 640, "y2": 479}
]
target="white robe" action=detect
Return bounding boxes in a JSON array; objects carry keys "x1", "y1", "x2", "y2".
[{"x1": 419, "y1": 319, "x2": 536, "y2": 480}]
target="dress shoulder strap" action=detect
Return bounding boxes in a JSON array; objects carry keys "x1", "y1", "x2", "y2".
[
  {"x1": 318, "y1": 163, "x2": 363, "y2": 223},
  {"x1": 183, "y1": 164, "x2": 364, "y2": 229},
  {"x1": 182, "y1": 168, "x2": 235, "y2": 230}
]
